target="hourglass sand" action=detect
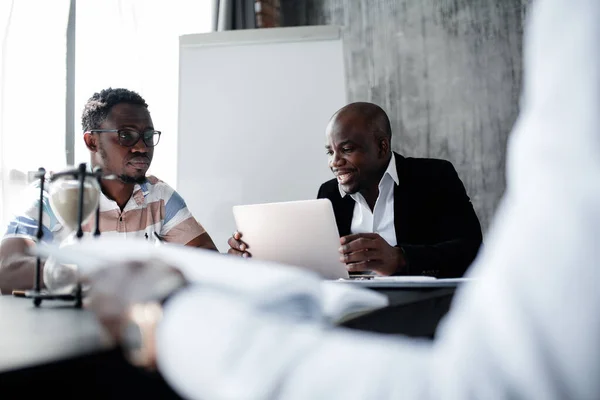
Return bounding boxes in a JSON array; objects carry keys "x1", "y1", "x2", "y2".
[{"x1": 25, "y1": 163, "x2": 105, "y2": 308}]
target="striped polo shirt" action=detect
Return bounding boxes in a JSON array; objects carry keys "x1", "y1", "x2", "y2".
[{"x1": 2, "y1": 175, "x2": 206, "y2": 246}]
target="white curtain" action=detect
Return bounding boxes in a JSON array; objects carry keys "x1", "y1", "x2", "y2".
[
  {"x1": 74, "y1": 0, "x2": 214, "y2": 186},
  {"x1": 0, "y1": 0, "x2": 214, "y2": 231},
  {"x1": 0, "y1": 0, "x2": 70, "y2": 230}
]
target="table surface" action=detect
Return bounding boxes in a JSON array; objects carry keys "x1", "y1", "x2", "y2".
[
  {"x1": 0, "y1": 280, "x2": 463, "y2": 374},
  {"x1": 340, "y1": 278, "x2": 470, "y2": 289},
  {"x1": 0, "y1": 296, "x2": 112, "y2": 374}
]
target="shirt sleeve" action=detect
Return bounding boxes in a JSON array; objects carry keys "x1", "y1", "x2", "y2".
[
  {"x1": 2, "y1": 183, "x2": 60, "y2": 244},
  {"x1": 159, "y1": 184, "x2": 206, "y2": 245},
  {"x1": 156, "y1": 285, "x2": 431, "y2": 400}
]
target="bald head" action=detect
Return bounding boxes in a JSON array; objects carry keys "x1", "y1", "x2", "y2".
[
  {"x1": 328, "y1": 102, "x2": 392, "y2": 140},
  {"x1": 325, "y1": 102, "x2": 393, "y2": 196}
]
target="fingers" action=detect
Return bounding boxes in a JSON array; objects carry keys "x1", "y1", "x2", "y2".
[
  {"x1": 340, "y1": 233, "x2": 381, "y2": 245},
  {"x1": 86, "y1": 260, "x2": 183, "y2": 306},
  {"x1": 346, "y1": 260, "x2": 382, "y2": 273},
  {"x1": 98, "y1": 314, "x2": 125, "y2": 343},
  {"x1": 339, "y1": 233, "x2": 386, "y2": 274},
  {"x1": 340, "y1": 249, "x2": 380, "y2": 264},
  {"x1": 85, "y1": 260, "x2": 186, "y2": 343},
  {"x1": 227, "y1": 235, "x2": 241, "y2": 250},
  {"x1": 339, "y1": 237, "x2": 379, "y2": 254},
  {"x1": 227, "y1": 233, "x2": 249, "y2": 252},
  {"x1": 227, "y1": 248, "x2": 250, "y2": 258},
  {"x1": 228, "y1": 232, "x2": 251, "y2": 258}
]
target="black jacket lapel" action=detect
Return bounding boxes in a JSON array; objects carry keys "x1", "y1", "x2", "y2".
[
  {"x1": 334, "y1": 195, "x2": 355, "y2": 237},
  {"x1": 393, "y1": 153, "x2": 409, "y2": 243}
]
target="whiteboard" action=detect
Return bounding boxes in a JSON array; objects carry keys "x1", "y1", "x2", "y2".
[{"x1": 177, "y1": 26, "x2": 347, "y2": 251}]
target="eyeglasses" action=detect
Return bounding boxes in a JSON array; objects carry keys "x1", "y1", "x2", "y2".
[{"x1": 87, "y1": 129, "x2": 161, "y2": 148}]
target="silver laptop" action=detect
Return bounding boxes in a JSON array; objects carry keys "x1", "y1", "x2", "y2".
[{"x1": 232, "y1": 199, "x2": 349, "y2": 280}]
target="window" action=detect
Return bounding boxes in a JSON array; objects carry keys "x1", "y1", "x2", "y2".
[
  {"x1": 75, "y1": 0, "x2": 213, "y2": 186},
  {"x1": 0, "y1": 0, "x2": 213, "y2": 229},
  {"x1": 0, "y1": 0, "x2": 70, "y2": 226}
]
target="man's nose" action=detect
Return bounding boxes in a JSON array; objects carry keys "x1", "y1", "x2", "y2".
[
  {"x1": 329, "y1": 152, "x2": 344, "y2": 168},
  {"x1": 131, "y1": 137, "x2": 149, "y2": 153}
]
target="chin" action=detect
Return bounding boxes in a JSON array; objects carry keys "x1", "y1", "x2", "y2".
[
  {"x1": 119, "y1": 174, "x2": 148, "y2": 184},
  {"x1": 340, "y1": 183, "x2": 360, "y2": 195}
]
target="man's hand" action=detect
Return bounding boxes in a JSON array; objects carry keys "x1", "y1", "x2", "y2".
[
  {"x1": 339, "y1": 233, "x2": 406, "y2": 276},
  {"x1": 0, "y1": 237, "x2": 40, "y2": 294},
  {"x1": 227, "y1": 231, "x2": 251, "y2": 258},
  {"x1": 84, "y1": 260, "x2": 187, "y2": 342}
]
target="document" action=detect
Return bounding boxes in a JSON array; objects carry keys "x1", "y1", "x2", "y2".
[
  {"x1": 372, "y1": 276, "x2": 437, "y2": 282},
  {"x1": 31, "y1": 237, "x2": 388, "y2": 324}
]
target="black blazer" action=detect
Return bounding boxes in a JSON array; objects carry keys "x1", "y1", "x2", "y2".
[{"x1": 317, "y1": 152, "x2": 483, "y2": 278}]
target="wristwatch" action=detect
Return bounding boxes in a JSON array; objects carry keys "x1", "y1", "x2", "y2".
[
  {"x1": 120, "y1": 271, "x2": 188, "y2": 369},
  {"x1": 121, "y1": 301, "x2": 163, "y2": 369}
]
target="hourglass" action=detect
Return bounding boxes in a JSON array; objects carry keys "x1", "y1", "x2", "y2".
[{"x1": 25, "y1": 163, "x2": 105, "y2": 308}]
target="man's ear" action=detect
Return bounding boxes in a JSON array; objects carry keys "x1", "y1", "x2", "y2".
[
  {"x1": 84, "y1": 132, "x2": 98, "y2": 152},
  {"x1": 378, "y1": 137, "x2": 390, "y2": 158}
]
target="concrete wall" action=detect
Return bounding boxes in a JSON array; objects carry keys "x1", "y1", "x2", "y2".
[{"x1": 281, "y1": 0, "x2": 530, "y2": 233}]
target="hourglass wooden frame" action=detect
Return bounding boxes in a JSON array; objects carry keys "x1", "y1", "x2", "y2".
[{"x1": 24, "y1": 163, "x2": 103, "y2": 308}]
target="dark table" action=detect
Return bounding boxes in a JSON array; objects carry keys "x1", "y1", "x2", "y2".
[
  {"x1": 0, "y1": 296, "x2": 111, "y2": 374},
  {"x1": 0, "y1": 297, "x2": 181, "y2": 398},
  {"x1": 338, "y1": 279, "x2": 463, "y2": 337},
  {"x1": 0, "y1": 279, "x2": 465, "y2": 398}
]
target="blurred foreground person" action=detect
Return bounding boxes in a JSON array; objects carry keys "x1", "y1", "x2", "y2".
[{"x1": 83, "y1": 0, "x2": 600, "y2": 398}]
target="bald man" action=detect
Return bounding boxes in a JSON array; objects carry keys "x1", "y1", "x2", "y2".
[{"x1": 229, "y1": 103, "x2": 483, "y2": 277}]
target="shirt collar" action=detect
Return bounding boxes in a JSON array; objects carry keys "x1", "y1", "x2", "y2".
[
  {"x1": 99, "y1": 179, "x2": 150, "y2": 210},
  {"x1": 338, "y1": 152, "x2": 399, "y2": 198},
  {"x1": 132, "y1": 181, "x2": 149, "y2": 206}
]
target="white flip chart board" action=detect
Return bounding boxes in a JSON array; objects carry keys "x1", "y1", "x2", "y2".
[{"x1": 177, "y1": 26, "x2": 347, "y2": 250}]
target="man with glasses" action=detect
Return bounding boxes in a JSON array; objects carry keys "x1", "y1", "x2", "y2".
[{"x1": 0, "y1": 88, "x2": 217, "y2": 294}]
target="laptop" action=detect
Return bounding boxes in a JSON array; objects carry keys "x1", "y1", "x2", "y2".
[{"x1": 232, "y1": 199, "x2": 349, "y2": 280}]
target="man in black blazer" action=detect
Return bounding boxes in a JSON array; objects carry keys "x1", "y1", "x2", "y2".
[
  {"x1": 316, "y1": 153, "x2": 482, "y2": 277},
  {"x1": 229, "y1": 102, "x2": 482, "y2": 278}
]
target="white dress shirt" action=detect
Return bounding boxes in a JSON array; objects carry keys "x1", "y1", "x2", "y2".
[
  {"x1": 156, "y1": 0, "x2": 600, "y2": 398},
  {"x1": 341, "y1": 153, "x2": 398, "y2": 246}
]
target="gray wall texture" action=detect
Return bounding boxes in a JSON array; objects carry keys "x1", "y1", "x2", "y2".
[{"x1": 281, "y1": 0, "x2": 531, "y2": 233}]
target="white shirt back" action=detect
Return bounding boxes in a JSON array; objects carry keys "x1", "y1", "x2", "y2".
[{"x1": 155, "y1": 1, "x2": 600, "y2": 398}]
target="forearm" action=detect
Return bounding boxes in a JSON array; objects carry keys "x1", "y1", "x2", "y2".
[
  {"x1": 184, "y1": 233, "x2": 218, "y2": 251},
  {"x1": 0, "y1": 254, "x2": 42, "y2": 294},
  {"x1": 156, "y1": 285, "x2": 433, "y2": 400}
]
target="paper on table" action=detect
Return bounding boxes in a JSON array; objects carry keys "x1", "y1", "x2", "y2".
[
  {"x1": 372, "y1": 276, "x2": 437, "y2": 282},
  {"x1": 320, "y1": 280, "x2": 388, "y2": 324},
  {"x1": 31, "y1": 238, "x2": 389, "y2": 324}
]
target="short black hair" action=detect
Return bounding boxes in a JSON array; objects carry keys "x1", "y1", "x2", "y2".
[
  {"x1": 81, "y1": 88, "x2": 148, "y2": 132},
  {"x1": 333, "y1": 102, "x2": 392, "y2": 138}
]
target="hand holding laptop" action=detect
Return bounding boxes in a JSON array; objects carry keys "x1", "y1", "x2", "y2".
[
  {"x1": 227, "y1": 199, "x2": 410, "y2": 278},
  {"x1": 230, "y1": 199, "x2": 349, "y2": 279},
  {"x1": 227, "y1": 231, "x2": 251, "y2": 258},
  {"x1": 227, "y1": 228, "x2": 406, "y2": 277},
  {"x1": 230, "y1": 230, "x2": 405, "y2": 276},
  {"x1": 339, "y1": 233, "x2": 407, "y2": 276}
]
